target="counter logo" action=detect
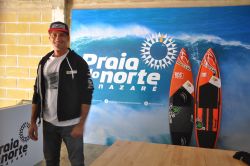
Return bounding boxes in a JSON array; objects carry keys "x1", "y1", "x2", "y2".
[
  {"x1": 0, "y1": 122, "x2": 30, "y2": 165},
  {"x1": 19, "y1": 122, "x2": 30, "y2": 143}
]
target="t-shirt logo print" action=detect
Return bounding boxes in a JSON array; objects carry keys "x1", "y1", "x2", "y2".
[{"x1": 46, "y1": 72, "x2": 59, "y2": 89}]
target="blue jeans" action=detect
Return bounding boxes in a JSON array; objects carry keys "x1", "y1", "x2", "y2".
[{"x1": 43, "y1": 120, "x2": 85, "y2": 166}]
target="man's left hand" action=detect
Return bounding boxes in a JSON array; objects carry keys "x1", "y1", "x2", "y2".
[{"x1": 71, "y1": 123, "x2": 84, "y2": 138}]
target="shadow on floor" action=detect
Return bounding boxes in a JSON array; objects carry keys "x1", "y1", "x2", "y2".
[{"x1": 35, "y1": 143, "x2": 108, "y2": 166}]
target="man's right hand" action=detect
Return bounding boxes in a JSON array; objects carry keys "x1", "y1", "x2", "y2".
[{"x1": 28, "y1": 122, "x2": 38, "y2": 141}]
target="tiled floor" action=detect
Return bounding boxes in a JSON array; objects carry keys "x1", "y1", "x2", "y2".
[{"x1": 35, "y1": 143, "x2": 108, "y2": 166}]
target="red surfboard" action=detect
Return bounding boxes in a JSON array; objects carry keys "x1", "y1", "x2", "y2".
[
  {"x1": 169, "y1": 48, "x2": 194, "y2": 146},
  {"x1": 195, "y1": 48, "x2": 222, "y2": 148}
]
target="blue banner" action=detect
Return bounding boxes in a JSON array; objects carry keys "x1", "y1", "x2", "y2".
[{"x1": 71, "y1": 6, "x2": 250, "y2": 151}]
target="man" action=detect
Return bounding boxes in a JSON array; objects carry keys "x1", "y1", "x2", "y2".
[{"x1": 28, "y1": 21, "x2": 94, "y2": 166}]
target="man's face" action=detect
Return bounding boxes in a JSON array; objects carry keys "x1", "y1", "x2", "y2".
[{"x1": 49, "y1": 31, "x2": 69, "y2": 51}]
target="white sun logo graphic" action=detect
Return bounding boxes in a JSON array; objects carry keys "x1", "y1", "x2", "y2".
[{"x1": 140, "y1": 33, "x2": 177, "y2": 70}]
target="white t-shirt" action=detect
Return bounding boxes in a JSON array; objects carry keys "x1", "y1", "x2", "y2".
[{"x1": 43, "y1": 51, "x2": 80, "y2": 126}]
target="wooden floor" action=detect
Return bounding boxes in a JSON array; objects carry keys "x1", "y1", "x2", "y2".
[
  {"x1": 35, "y1": 143, "x2": 108, "y2": 166},
  {"x1": 90, "y1": 140, "x2": 247, "y2": 166}
]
